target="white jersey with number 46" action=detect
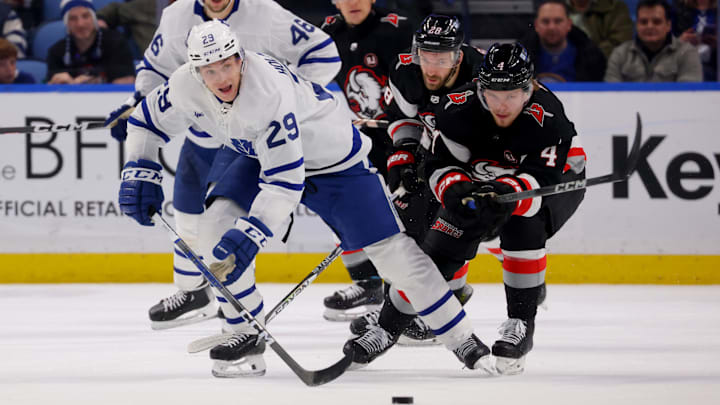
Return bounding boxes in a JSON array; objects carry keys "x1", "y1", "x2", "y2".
[
  {"x1": 126, "y1": 51, "x2": 370, "y2": 231},
  {"x1": 134, "y1": 0, "x2": 341, "y2": 148}
]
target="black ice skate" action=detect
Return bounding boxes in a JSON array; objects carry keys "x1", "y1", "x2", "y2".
[
  {"x1": 210, "y1": 333, "x2": 266, "y2": 377},
  {"x1": 148, "y1": 284, "x2": 217, "y2": 330},
  {"x1": 452, "y1": 334, "x2": 494, "y2": 373},
  {"x1": 492, "y1": 318, "x2": 534, "y2": 375},
  {"x1": 349, "y1": 285, "x2": 475, "y2": 346},
  {"x1": 323, "y1": 283, "x2": 383, "y2": 321},
  {"x1": 343, "y1": 325, "x2": 398, "y2": 369}
]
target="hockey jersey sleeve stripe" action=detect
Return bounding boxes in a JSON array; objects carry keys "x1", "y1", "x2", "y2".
[
  {"x1": 225, "y1": 301, "x2": 264, "y2": 324},
  {"x1": 417, "y1": 289, "x2": 453, "y2": 316},
  {"x1": 135, "y1": 56, "x2": 170, "y2": 81},
  {"x1": 258, "y1": 178, "x2": 305, "y2": 191},
  {"x1": 187, "y1": 126, "x2": 213, "y2": 138},
  {"x1": 388, "y1": 79, "x2": 418, "y2": 117},
  {"x1": 432, "y1": 309, "x2": 466, "y2": 336},
  {"x1": 307, "y1": 125, "x2": 363, "y2": 172},
  {"x1": 128, "y1": 116, "x2": 170, "y2": 143},
  {"x1": 263, "y1": 157, "x2": 305, "y2": 177},
  {"x1": 297, "y1": 38, "x2": 341, "y2": 66},
  {"x1": 174, "y1": 248, "x2": 187, "y2": 258},
  {"x1": 502, "y1": 255, "x2": 547, "y2": 275},
  {"x1": 136, "y1": 99, "x2": 171, "y2": 142},
  {"x1": 564, "y1": 146, "x2": 587, "y2": 174},
  {"x1": 388, "y1": 119, "x2": 423, "y2": 142}
]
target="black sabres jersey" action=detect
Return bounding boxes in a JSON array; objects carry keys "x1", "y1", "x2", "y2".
[
  {"x1": 321, "y1": 8, "x2": 415, "y2": 120},
  {"x1": 384, "y1": 44, "x2": 485, "y2": 139},
  {"x1": 427, "y1": 82, "x2": 587, "y2": 197}
]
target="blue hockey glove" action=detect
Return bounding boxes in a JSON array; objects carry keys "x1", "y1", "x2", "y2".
[
  {"x1": 105, "y1": 91, "x2": 143, "y2": 142},
  {"x1": 213, "y1": 217, "x2": 274, "y2": 274},
  {"x1": 119, "y1": 159, "x2": 164, "y2": 226}
]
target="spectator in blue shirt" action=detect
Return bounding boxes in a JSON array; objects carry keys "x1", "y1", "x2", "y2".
[
  {"x1": 520, "y1": 0, "x2": 606, "y2": 81},
  {"x1": 0, "y1": 37, "x2": 34, "y2": 83}
]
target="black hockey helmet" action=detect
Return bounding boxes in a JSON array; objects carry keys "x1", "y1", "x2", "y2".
[
  {"x1": 412, "y1": 15, "x2": 464, "y2": 67},
  {"x1": 414, "y1": 14, "x2": 463, "y2": 52},
  {"x1": 477, "y1": 42, "x2": 534, "y2": 91}
]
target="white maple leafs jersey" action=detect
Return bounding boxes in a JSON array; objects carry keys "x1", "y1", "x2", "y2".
[
  {"x1": 134, "y1": 0, "x2": 341, "y2": 148},
  {"x1": 126, "y1": 51, "x2": 370, "y2": 232}
]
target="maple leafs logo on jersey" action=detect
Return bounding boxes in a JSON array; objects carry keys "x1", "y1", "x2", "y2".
[
  {"x1": 344, "y1": 65, "x2": 387, "y2": 119},
  {"x1": 444, "y1": 90, "x2": 475, "y2": 109},
  {"x1": 470, "y1": 159, "x2": 517, "y2": 181},
  {"x1": 523, "y1": 103, "x2": 554, "y2": 127},
  {"x1": 231, "y1": 138, "x2": 256, "y2": 157},
  {"x1": 380, "y1": 13, "x2": 407, "y2": 27}
]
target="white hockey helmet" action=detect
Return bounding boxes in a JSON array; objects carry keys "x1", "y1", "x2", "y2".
[{"x1": 187, "y1": 19, "x2": 244, "y2": 68}]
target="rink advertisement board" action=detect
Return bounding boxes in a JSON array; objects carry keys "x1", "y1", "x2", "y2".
[{"x1": 0, "y1": 83, "x2": 718, "y2": 283}]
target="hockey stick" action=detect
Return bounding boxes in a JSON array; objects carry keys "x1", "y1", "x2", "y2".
[
  {"x1": 0, "y1": 107, "x2": 133, "y2": 135},
  {"x1": 466, "y1": 113, "x2": 643, "y2": 206},
  {"x1": 152, "y1": 212, "x2": 351, "y2": 386},
  {"x1": 352, "y1": 118, "x2": 389, "y2": 129},
  {"x1": 187, "y1": 245, "x2": 344, "y2": 353},
  {"x1": 0, "y1": 121, "x2": 108, "y2": 135}
]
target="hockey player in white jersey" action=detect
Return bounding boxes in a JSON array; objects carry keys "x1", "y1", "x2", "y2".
[
  {"x1": 119, "y1": 20, "x2": 493, "y2": 377},
  {"x1": 104, "y1": 0, "x2": 341, "y2": 330}
]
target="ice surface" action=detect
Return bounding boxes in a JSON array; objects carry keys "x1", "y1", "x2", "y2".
[{"x1": 1, "y1": 283, "x2": 719, "y2": 405}]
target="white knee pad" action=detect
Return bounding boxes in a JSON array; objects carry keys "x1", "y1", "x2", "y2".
[
  {"x1": 172, "y1": 210, "x2": 205, "y2": 291},
  {"x1": 198, "y1": 198, "x2": 265, "y2": 333},
  {"x1": 364, "y1": 233, "x2": 473, "y2": 346}
]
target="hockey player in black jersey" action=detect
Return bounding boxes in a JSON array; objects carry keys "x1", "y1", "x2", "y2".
[
  {"x1": 318, "y1": 0, "x2": 415, "y2": 322},
  {"x1": 345, "y1": 15, "x2": 488, "y2": 357},
  {"x1": 422, "y1": 42, "x2": 586, "y2": 374}
]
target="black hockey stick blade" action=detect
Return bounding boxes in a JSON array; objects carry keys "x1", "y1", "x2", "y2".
[
  {"x1": 152, "y1": 212, "x2": 350, "y2": 386},
  {"x1": 494, "y1": 112, "x2": 643, "y2": 204},
  {"x1": 0, "y1": 121, "x2": 107, "y2": 135}
]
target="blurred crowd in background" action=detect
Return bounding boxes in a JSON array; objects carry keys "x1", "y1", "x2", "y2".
[{"x1": 0, "y1": 0, "x2": 716, "y2": 84}]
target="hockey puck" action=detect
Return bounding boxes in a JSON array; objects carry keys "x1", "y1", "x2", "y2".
[{"x1": 392, "y1": 397, "x2": 413, "y2": 404}]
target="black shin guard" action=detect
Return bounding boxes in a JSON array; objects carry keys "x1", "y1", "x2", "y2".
[
  {"x1": 377, "y1": 293, "x2": 416, "y2": 338},
  {"x1": 347, "y1": 259, "x2": 383, "y2": 290},
  {"x1": 505, "y1": 283, "x2": 541, "y2": 321}
]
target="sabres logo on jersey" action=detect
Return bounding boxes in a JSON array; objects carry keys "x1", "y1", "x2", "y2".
[
  {"x1": 396, "y1": 53, "x2": 413, "y2": 69},
  {"x1": 523, "y1": 103, "x2": 554, "y2": 127},
  {"x1": 380, "y1": 13, "x2": 407, "y2": 28},
  {"x1": 344, "y1": 65, "x2": 388, "y2": 119},
  {"x1": 470, "y1": 159, "x2": 517, "y2": 181},
  {"x1": 444, "y1": 90, "x2": 475, "y2": 109}
]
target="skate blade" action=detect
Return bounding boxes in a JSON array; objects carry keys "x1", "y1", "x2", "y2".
[
  {"x1": 495, "y1": 355, "x2": 526, "y2": 375},
  {"x1": 347, "y1": 361, "x2": 369, "y2": 371},
  {"x1": 323, "y1": 304, "x2": 382, "y2": 322},
  {"x1": 397, "y1": 335, "x2": 440, "y2": 346},
  {"x1": 211, "y1": 355, "x2": 267, "y2": 378},
  {"x1": 151, "y1": 306, "x2": 218, "y2": 330}
]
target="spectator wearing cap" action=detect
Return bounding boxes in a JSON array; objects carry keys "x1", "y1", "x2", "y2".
[
  {"x1": 46, "y1": 0, "x2": 135, "y2": 84},
  {"x1": 605, "y1": 0, "x2": 702, "y2": 82},
  {"x1": 0, "y1": 1, "x2": 27, "y2": 58},
  {"x1": 0, "y1": 37, "x2": 33, "y2": 83},
  {"x1": 566, "y1": 0, "x2": 634, "y2": 59},
  {"x1": 520, "y1": 0, "x2": 606, "y2": 82}
]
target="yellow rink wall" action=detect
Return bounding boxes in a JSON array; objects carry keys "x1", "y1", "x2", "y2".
[{"x1": 1, "y1": 253, "x2": 718, "y2": 284}]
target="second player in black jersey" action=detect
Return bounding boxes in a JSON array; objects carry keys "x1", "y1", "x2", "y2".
[{"x1": 425, "y1": 43, "x2": 587, "y2": 375}]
